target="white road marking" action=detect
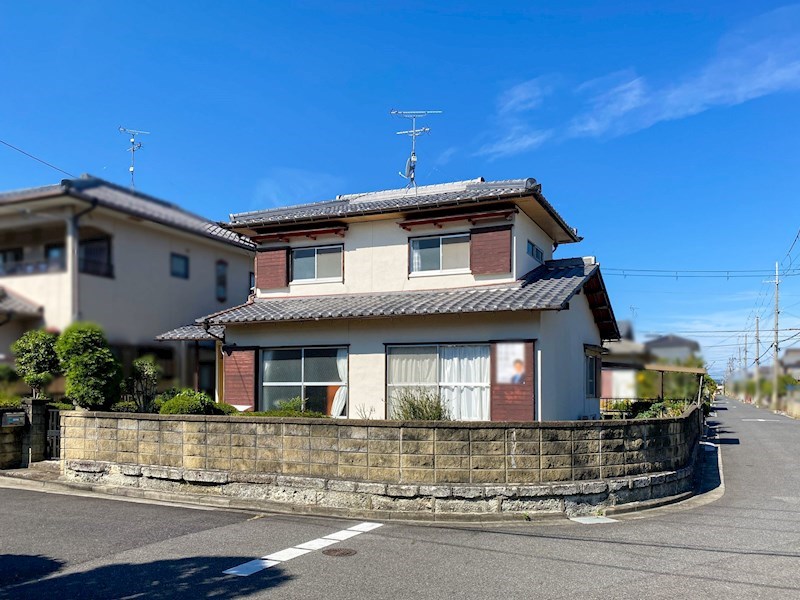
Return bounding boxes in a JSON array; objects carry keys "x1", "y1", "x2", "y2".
[
  {"x1": 223, "y1": 559, "x2": 279, "y2": 576},
  {"x1": 263, "y1": 547, "x2": 312, "y2": 561},
  {"x1": 223, "y1": 522, "x2": 383, "y2": 577},
  {"x1": 742, "y1": 418, "x2": 782, "y2": 422},
  {"x1": 569, "y1": 516, "x2": 618, "y2": 524}
]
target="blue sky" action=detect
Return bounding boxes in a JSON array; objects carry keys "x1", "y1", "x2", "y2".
[{"x1": 2, "y1": 1, "x2": 800, "y2": 378}]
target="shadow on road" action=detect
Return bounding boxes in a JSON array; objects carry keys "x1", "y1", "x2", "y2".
[
  {"x1": 0, "y1": 555, "x2": 292, "y2": 599},
  {"x1": 0, "y1": 555, "x2": 63, "y2": 586}
]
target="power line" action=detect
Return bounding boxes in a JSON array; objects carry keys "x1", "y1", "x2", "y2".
[{"x1": 0, "y1": 138, "x2": 77, "y2": 178}]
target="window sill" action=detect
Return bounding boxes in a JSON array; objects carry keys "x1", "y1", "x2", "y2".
[
  {"x1": 409, "y1": 268, "x2": 471, "y2": 278},
  {"x1": 290, "y1": 277, "x2": 344, "y2": 285}
]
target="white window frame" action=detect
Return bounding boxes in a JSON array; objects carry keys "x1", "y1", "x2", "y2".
[
  {"x1": 386, "y1": 343, "x2": 491, "y2": 415},
  {"x1": 526, "y1": 240, "x2": 544, "y2": 264},
  {"x1": 290, "y1": 244, "x2": 343, "y2": 284},
  {"x1": 409, "y1": 233, "x2": 471, "y2": 277},
  {"x1": 260, "y1": 346, "x2": 348, "y2": 412}
]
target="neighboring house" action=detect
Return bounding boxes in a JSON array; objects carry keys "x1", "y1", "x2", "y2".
[
  {"x1": 601, "y1": 320, "x2": 653, "y2": 399},
  {"x1": 781, "y1": 349, "x2": 800, "y2": 380},
  {"x1": 167, "y1": 177, "x2": 619, "y2": 421},
  {"x1": 0, "y1": 175, "x2": 254, "y2": 393},
  {"x1": 644, "y1": 334, "x2": 700, "y2": 363}
]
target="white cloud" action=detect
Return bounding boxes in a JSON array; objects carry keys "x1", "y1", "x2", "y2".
[
  {"x1": 476, "y1": 126, "x2": 552, "y2": 159},
  {"x1": 252, "y1": 167, "x2": 344, "y2": 209},
  {"x1": 497, "y1": 78, "x2": 551, "y2": 115},
  {"x1": 480, "y1": 5, "x2": 800, "y2": 156}
]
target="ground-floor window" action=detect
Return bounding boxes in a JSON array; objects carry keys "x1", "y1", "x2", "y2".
[
  {"x1": 261, "y1": 347, "x2": 348, "y2": 416},
  {"x1": 386, "y1": 344, "x2": 490, "y2": 420},
  {"x1": 585, "y1": 354, "x2": 600, "y2": 398}
]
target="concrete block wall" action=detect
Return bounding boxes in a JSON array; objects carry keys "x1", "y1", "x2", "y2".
[
  {"x1": 61, "y1": 407, "x2": 701, "y2": 486},
  {"x1": 0, "y1": 408, "x2": 24, "y2": 469}
]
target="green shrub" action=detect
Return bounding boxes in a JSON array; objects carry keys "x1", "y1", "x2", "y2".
[
  {"x1": 158, "y1": 389, "x2": 232, "y2": 415},
  {"x1": 47, "y1": 401, "x2": 75, "y2": 411},
  {"x1": 55, "y1": 323, "x2": 122, "y2": 409},
  {"x1": 216, "y1": 402, "x2": 239, "y2": 415},
  {"x1": 390, "y1": 388, "x2": 450, "y2": 421},
  {"x1": 241, "y1": 397, "x2": 328, "y2": 418},
  {"x1": 0, "y1": 392, "x2": 22, "y2": 409},
  {"x1": 0, "y1": 364, "x2": 19, "y2": 384},
  {"x1": 11, "y1": 329, "x2": 60, "y2": 398},
  {"x1": 109, "y1": 400, "x2": 139, "y2": 413}
]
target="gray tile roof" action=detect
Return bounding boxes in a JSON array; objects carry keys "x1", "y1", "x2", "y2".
[
  {"x1": 155, "y1": 324, "x2": 225, "y2": 342},
  {"x1": 0, "y1": 287, "x2": 42, "y2": 317},
  {"x1": 227, "y1": 178, "x2": 580, "y2": 244},
  {"x1": 198, "y1": 258, "x2": 617, "y2": 339},
  {"x1": 0, "y1": 176, "x2": 255, "y2": 251}
]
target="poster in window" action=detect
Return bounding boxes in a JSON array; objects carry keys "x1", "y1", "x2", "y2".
[{"x1": 496, "y1": 343, "x2": 526, "y2": 384}]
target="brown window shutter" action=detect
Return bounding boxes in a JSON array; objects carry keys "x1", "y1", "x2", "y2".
[
  {"x1": 255, "y1": 248, "x2": 288, "y2": 289},
  {"x1": 223, "y1": 348, "x2": 256, "y2": 410},
  {"x1": 470, "y1": 226, "x2": 512, "y2": 275}
]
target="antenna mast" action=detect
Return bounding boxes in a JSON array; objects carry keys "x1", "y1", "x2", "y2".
[
  {"x1": 390, "y1": 109, "x2": 442, "y2": 192},
  {"x1": 118, "y1": 126, "x2": 150, "y2": 189}
]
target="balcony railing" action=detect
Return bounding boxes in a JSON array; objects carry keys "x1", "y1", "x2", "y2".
[
  {"x1": 0, "y1": 257, "x2": 66, "y2": 277},
  {"x1": 0, "y1": 257, "x2": 114, "y2": 278}
]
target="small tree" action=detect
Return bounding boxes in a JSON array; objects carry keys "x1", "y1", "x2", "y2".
[
  {"x1": 11, "y1": 329, "x2": 59, "y2": 398},
  {"x1": 125, "y1": 355, "x2": 161, "y2": 412},
  {"x1": 55, "y1": 322, "x2": 122, "y2": 409}
]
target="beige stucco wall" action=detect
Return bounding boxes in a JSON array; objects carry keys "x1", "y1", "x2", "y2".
[
  {"x1": 225, "y1": 304, "x2": 601, "y2": 422},
  {"x1": 76, "y1": 210, "x2": 253, "y2": 347},
  {"x1": 257, "y1": 212, "x2": 554, "y2": 298},
  {"x1": 538, "y1": 293, "x2": 602, "y2": 421}
]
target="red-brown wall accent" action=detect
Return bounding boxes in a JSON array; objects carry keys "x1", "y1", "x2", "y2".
[
  {"x1": 224, "y1": 349, "x2": 256, "y2": 410},
  {"x1": 470, "y1": 226, "x2": 512, "y2": 275},
  {"x1": 255, "y1": 248, "x2": 288, "y2": 289},
  {"x1": 490, "y1": 341, "x2": 535, "y2": 421}
]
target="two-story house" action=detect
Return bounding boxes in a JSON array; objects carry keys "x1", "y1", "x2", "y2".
[
  {"x1": 168, "y1": 177, "x2": 619, "y2": 421},
  {"x1": 644, "y1": 334, "x2": 701, "y2": 363},
  {"x1": 0, "y1": 175, "x2": 254, "y2": 393}
]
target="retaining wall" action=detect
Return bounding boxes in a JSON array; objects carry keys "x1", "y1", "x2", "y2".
[
  {"x1": 0, "y1": 408, "x2": 24, "y2": 469},
  {"x1": 61, "y1": 407, "x2": 702, "y2": 519}
]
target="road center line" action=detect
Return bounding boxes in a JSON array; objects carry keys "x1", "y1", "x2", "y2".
[{"x1": 223, "y1": 522, "x2": 383, "y2": 577}]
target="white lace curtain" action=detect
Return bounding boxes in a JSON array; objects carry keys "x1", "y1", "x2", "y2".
[
  {"x1": 331, "y1": 348, "x2": 348, "y2": 417},
  {"x1": 387, "y1": 345, "x2": 489, "y2": 421}
]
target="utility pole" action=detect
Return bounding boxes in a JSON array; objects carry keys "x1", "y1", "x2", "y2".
[
  {"x1": 754, "y1": 316, "x2": 760, "y2": 405},
  {"x1": 773, "y1": 261, "x2": 780, "y2": 410},
  {"x1": 744, "y1": 333, "x2": 748, "y2": 401}
]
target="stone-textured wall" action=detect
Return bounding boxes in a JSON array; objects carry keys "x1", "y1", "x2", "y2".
[
  {"x1": 0, "y1": 408, "x2": 24, "y2": 469},
  {"x1": 21, "y1": 399, "x2": 48, "y2": 464},
  {"x1": 61, "y1": 407, "x2": 701, "y2": 486}
]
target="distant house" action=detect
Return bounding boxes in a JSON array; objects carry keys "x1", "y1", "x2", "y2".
[
  {"x1": 0, "y1": 175, "x2": 254, "y2": 393},
  {"x1": 782, "y1": 348, "x2": 800, "y2": 380},
  {"x1": 601, "y1": 321, "x2": 653, "y2": 399},
  {"x1": 645, "y1": 334, "x2": 700, "y2": 363},
  {"x1": 166, "y1": 177, "x2": 620, "y2": 421}
]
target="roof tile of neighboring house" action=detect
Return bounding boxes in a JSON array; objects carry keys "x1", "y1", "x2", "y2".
[
  {"x1": 782, "y1": 348, "x2": 800, "y2": 367},
  {"x1": 0, "y1": 176, "x2": 254, "y2": 250},
  {"x1": 227, "y1": 177, "x2": 580, "y2": 244},
  {"x1": 644, "y1": 334, "x2": 701, "y2": 352},
  {"x1": 0, "y1": 287, "x2": 42, "y2": 317},
  {"x1": 155, "y1": 324, "x2": 225, "y2": 342},
  {"x1": 198, "y1": 257, "x2": 619, "y2": 340}
]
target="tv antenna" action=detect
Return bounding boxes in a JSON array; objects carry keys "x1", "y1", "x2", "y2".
[
  {"x1": 390, "y1": 109, "x2": 442, "y2": 192},
  {"x1": 118, "y1": 126, "x2": 150, "y2": 189}
]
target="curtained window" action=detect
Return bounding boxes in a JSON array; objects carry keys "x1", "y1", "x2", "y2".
[
  {"x1": 409, "y1": 233, "x2": 470, "y2": 274},
  {"x1": 261, "y1": 347, "x2": 348, "y2": 416},
  {"x1": 387, "y1": 344, "x2": 490, "y2": 420}
]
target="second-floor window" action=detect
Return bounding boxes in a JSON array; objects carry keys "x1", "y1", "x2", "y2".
[
  {"x1": 216, "y1": 260, "x2": 228, "y2": 302},
  {"x1": 0, "y1": 248, "x2": 23, "y2": 274},
  {"x1": 410, "y1": 233, "x2": 470, "y2": 274},
  {"x1": 79, "y1": 236, "x2": 113, "y2": 278},
  {"x1": 171, "y1": 253, "x2": 189, "y2": 279},
  {"x1": 291, "y1": 245, "x2": 343, "y2": 282},
  {"x1": 527, "y1": 240, "x2": 544, "y2": 263}
]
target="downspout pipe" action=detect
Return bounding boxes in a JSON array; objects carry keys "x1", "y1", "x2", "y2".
[{"x1": 69, "y1": 198, "x2": 99, "y2": 322}]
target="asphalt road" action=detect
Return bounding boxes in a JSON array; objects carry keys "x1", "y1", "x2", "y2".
[{"x1": 1, "y1": 397, "x2": 799, "y2": 599}]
